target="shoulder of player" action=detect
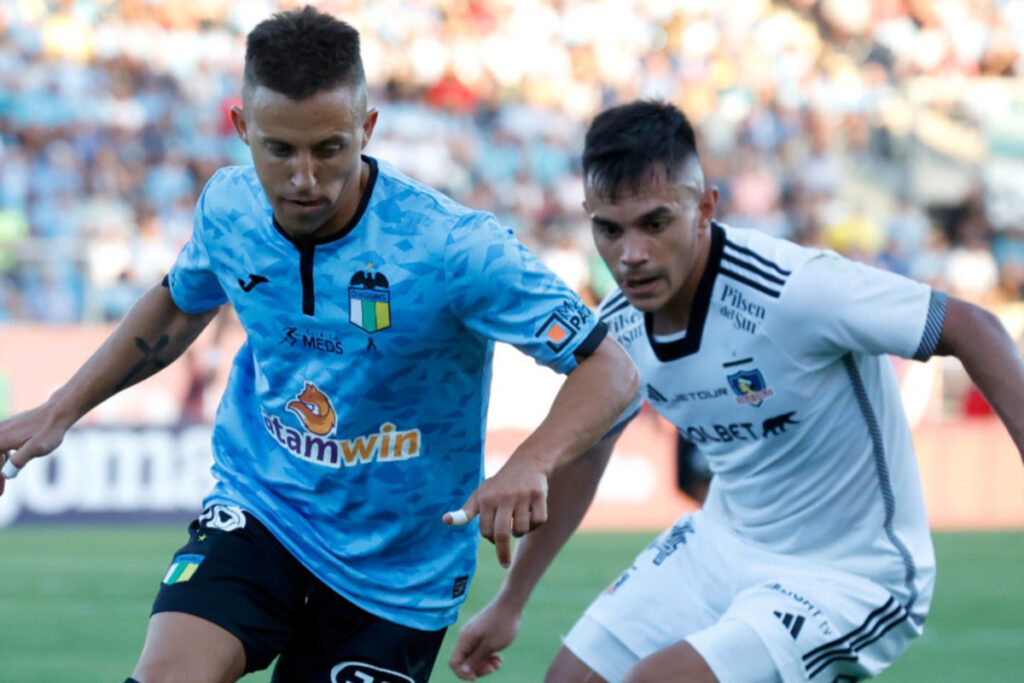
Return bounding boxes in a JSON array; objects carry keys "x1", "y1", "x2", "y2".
[
  {"x1": 717, "y1": 223, "x2": 821, "y2": 300},
  {"x1": 372, "y1": 157, "x2": 482, "y2": 230},
  {"x1": 197, "y1": 165, "x2": 265, "y2": 219}
]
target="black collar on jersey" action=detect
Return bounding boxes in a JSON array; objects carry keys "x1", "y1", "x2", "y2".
[
  {"x1": 644, "y1": 221, "x2": 724, "y2": 362},
  {"x1": 271, "y1": 156, "x2": 379, "y2": 316},
  {"x1": 272, "y1": 155, "x2": 379, "y2": 247}
]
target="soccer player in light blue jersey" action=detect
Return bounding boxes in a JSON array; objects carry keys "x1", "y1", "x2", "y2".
[{"x1": 0, "y1": 8, "x2": 638, "y2": 682}]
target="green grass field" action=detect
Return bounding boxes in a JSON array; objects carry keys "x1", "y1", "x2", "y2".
[{"x1": 0, "y1": 527, "x2": 1021, "y2": 682}]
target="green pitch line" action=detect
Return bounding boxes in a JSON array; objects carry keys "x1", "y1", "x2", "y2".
[{"x1": 0, "y1": 527, "x2": 1020, "y2": 682}]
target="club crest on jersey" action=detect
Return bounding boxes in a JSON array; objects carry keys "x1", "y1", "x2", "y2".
[
  {"x1": 536, "y1": 300, "x2": 591, "y2": 352},
  {"x1": 728, "y1": 368, "x2": 774, "y2": 407},
  {"x1": 349, "y1": 266, "x2": 391, "y2": 333}
]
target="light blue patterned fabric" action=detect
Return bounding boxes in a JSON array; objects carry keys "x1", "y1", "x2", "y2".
[{"x1": 167, "y1": 157, "x2": 600, "y2": 629}]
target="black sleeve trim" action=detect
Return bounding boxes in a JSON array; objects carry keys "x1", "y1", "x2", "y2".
[
  {"x1": 912, "y1": 290, "x2": 948, "y2": 361},
  {"x1": 573, "y1": 321, "x2": 608, "y2": 359}
]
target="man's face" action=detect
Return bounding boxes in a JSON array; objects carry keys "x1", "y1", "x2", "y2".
[
  {"x1": 231, "y1": 83, "x2": 377, "y2": 240},
  {"x1": 586, "y1": 167, "x2": 717, "y2": 313}
]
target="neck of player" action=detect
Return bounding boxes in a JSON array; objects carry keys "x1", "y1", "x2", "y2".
[{"x1": 651, "y1": 228, "x2": 712, "y2": 336}]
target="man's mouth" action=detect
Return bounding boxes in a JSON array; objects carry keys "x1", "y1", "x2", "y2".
[{"x1": 622, "y1": 274, "x2": 661, "y2": 296}]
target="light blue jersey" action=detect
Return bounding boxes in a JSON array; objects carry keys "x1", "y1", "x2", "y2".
[{"x1": 166, "y1": 158, "x2": 605, "y2": 629}]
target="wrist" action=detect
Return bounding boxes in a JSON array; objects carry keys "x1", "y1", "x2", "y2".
[{"x1": 45, "y1": 390, "x2": 83, "y2": 429}]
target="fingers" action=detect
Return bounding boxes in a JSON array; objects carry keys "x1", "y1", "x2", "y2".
[
  {"x1": 444, "y1": 496, "x2": 479, "y2": 527},
  {"x1": 492, "y1": 505, "x2": 513, "y2": 568},
  {"x1": 512, "y1": 501, "x2": 531, "y2": 537},
  {"x1": 529, "y1": 493, "x2": 547, "y2": 532},
  {"x1": 450, "y1": 631, "x2": 504, "y2": 681},
  {"x1": 1, "y1": 449, "x2": 19, "y2": 479}
]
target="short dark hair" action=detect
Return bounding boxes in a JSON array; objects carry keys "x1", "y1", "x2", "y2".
[
  {"x1": 582, "y1": 100, "x2": 699, "y2": 200},
  {"x1": 244, "y1": 6, "x2": 364, "y2": 100}
]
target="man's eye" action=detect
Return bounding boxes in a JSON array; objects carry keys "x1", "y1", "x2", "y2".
[{"x1": 316, "y1": 145, "x2": 343, "y2": 157}]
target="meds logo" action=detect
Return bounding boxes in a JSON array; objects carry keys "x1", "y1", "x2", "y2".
[
  {"x1": 349, "y1": 267, "x2": 391, "y2": 333},
  {"x1": 727, "y1": 368, "x2": 774, "y2": 407},
  {"x1": 331, "y1": 661, "x2": 413, "y2": 683},
  {"x1": 287, "y1": 382, "x2": 337, "y2": 436}
]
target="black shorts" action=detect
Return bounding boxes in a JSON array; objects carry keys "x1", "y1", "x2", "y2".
[{"x1": 152, "y1": 505, "x2": 446, "y2": 682}]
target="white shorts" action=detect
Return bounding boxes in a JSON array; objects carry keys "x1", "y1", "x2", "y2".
[{"x1": 564, "y1": 511, "x2": 926, "y2": 683}]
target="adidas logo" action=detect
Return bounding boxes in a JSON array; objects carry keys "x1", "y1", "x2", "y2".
[{"x1": 774, "y1": 611, "x2": 805, "y2": 639}]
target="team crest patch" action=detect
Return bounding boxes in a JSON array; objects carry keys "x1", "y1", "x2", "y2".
[
  {"x1": 349, "y1": 267, "x2": 391, "y2": 333},
  {"x1": 728, "y1": 368, "x2": 774, "y2": 407},
  {"x1": 163, "y1": 554, "x2": 204, "y2": 585}
]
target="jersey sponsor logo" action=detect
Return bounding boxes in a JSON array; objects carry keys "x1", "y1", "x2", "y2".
[
  {"x1": 762, "y1": 411, "x2": 798, "y2": 436},
  {"x1": 264, "y1": 383, "x2": 421, "y2": 469},
  {"x1": 604, "y1": 568, "x2": 632, "y2": 595},
  {"x1": 774, "y1": 611, "x2": 806, "y2": 639},
  {"x1": 238, "y1": 273, "x2": 269, "y2": 292},
  {"x1": 331, "y1": 661, "x2": 413, "y2": 683},
  {"x1": 280, "y1": 327, "x2": 345, "y2": 355},
  {"x1": 537, "y1": 300, "x2": 592, "y2": 352},
  {"x1": 682, "y1": 411, "x2": 799, "y2": 444},
  {"x1": 199, "y1": 504, "x2": 247, "y2": 532},
  {"x1": 647, "y1": 384, "x2": 729, "y2": 404},
  {"x1": 727, "y1": 368, "x2": 774, "y2": 407},
  {"x1": 162, "y1": 553, "x2": 204, "y2": 585},
  {"x1": 608, "y1": 310, "x2": 644, "y2": 347},
  {"x1": 349, "y1": 267, "x2": 391, "y2": 333},
  {"x1": 287, "y1": 383, "x2": 337, "y2": 436},
  {"x1": 719, "y1": 283, "x2": 766, "y2": 334}
]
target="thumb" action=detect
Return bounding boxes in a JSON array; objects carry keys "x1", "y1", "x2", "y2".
[{"x1": 444, "y1": 494, "x2": 479, "y2": 527}]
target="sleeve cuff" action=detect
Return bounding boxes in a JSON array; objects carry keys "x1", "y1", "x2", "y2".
[
  {"x1": 572, "y1": 321, "x2": 608, "y2": 359},
  {"x1": 912, "y1": 290, "x2": 948, "y2": 361}
]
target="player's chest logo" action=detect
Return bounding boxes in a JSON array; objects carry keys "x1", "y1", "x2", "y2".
[
  {"x1": 727, "y1": 367, "x2": 774, "y2": 407},
  {"x1": 349, "y1": 265, "x2": 391, "y2": 333}
]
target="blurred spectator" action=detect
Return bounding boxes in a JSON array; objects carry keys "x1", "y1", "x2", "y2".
[{"x1": 1, "y1": 0, "x2": 1022, "y2": 344}]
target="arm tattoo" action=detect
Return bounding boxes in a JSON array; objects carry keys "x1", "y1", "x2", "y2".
[{"x1": 113, "y1": 335, "x2": 171, "y2": 391}]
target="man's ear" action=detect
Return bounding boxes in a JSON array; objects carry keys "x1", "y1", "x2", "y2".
[{"x1": 230, "y1": 106, "x2": 249, "y2": 145}]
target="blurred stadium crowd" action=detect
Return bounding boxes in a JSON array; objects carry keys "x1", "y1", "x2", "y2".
[{"x1": 2, "y1": 0, "x2": 1024, "y2": 325}]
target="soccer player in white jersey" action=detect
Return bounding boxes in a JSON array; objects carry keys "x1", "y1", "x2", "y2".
[
  {"x1": 0, "y1": 8, "x2": 638, "y2": 683},
  {"x1": 450, "y1": 100, "x2": 1024, "y2": 683}
]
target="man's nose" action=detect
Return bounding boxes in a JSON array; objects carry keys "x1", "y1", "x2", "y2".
[{"x1": 290, "y1": 153, "x2": 316, "y2": 191}]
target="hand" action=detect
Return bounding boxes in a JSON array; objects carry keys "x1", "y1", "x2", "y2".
[
  {"x1": 444, "y1": 455, "x2": 549, "y2": 567},
  {"x1": 0, "y1": 404, "x2": 71, "y2": 496},
  {"x1": 449, "y1": 598, "x2": 522, "y2": 681}
]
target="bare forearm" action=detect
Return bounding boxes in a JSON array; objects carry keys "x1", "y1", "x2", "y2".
[
  {"x1": 48, "y1": 284, "x2": 219, "y2": 426},
  {"x1": 498, "y1": 438, "x2": 615, "y2": 610},
  {"x1": 513, "y1": 336, "x2": 638, "y2": 475}
]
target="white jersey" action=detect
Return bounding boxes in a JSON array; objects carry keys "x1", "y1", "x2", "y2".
[{"x1": 601, "y1": 222, "x2": 947, "y2": 621}]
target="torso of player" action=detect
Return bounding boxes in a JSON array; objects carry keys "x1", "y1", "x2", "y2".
[
  {"x1": 602, "y1": 223, "x2": 936, "y2": 606},
  {"x1": 198, "y1": 161, "x2": 490, "y2": 476}
]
